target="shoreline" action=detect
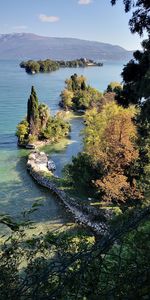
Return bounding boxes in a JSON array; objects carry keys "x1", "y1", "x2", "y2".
[
  {"x1": 18, "y1": 111, "x2": 83, "y2": 150},
  {"x1": 27, "y1": 150, "x2": 113, "y2": 236}
]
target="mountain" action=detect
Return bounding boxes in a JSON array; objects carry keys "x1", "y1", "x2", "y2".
[{"x1": 0, "y1": 33, "x2": 132, "y2": 61}]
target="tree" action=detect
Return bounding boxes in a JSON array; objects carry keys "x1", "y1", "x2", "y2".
[
  {"x1": 110, "y1": 1, "x2": 150, "y2": 109},
  {"x1": 16, "y1": 120, "x2": 29, "y2": 143},
  {"x1": 65, "y1": 152, "x2": 100, "y2": 195},
  {"x1": 17, "y1": 86, "x2": 70, "y2": 146},
  {"x1": 84, "y1": 102, "x2": 142, "y2": 204},
  {"x1": 119, "y1": 39, "x2": 150, "y2": 106},
  {"x1": 81, "y1": 80, "x2": 86, "y2": 90},
  {"x1": 41, "y1": 115, "x2": 70, "y2": 141},
  {"x1": 60, "y1": 75, "x2": 102, "y2": 111},
  {"x1": 60, "y1": 89, "x2": 74, "y2": 110},
  {"x1": 25, "y1": 60, "x2": 40, "y2": 73},
  {"x1": 38, "y1": 103, "x2": 50, "y2": 129},
  {"x1": 65, "y1": 74, "x2": 87, "y2": 92},
  {"x1": 106, "y1": 81, "x2": 123, "y2": 93},
  {"x1": 27, "y1": 86, "x2": 39, "y2": 135},
  {"x1": 111, "y1": 1, "x2": 150, "y2": 193},
  {"x1": 111, "y1": 0, "x2": 150, "y2": 36}
]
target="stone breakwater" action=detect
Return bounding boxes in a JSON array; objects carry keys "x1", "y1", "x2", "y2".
[{"x1": 27, "y1": 151, "x2": 113, "y2": 235}]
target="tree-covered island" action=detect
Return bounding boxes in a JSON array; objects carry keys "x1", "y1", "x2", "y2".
[
  {"x1": 20, "y1": 58, "x2": 103, "y2": 74},
  {"x1": 16, "y1": 86, "x2": 70, "y2": 147}
]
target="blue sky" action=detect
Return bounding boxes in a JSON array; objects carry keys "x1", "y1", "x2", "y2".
[{"x1": 0, "y1": 0, "x2": 146, "y2": 50}]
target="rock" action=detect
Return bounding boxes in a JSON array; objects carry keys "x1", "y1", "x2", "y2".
[
  {"x1": 28, "y1": 150, "x2": 51, "y2": 173},
  {"x1": 47, "y1": 160, "x2": 56, "y2": 171}
]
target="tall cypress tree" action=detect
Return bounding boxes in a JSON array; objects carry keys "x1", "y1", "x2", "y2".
[{"x1": 27, "y1": 86, "x2": 39, "y2": 135}]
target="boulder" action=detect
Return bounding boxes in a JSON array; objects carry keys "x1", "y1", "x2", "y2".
[{"x1": 47, "y1": 160, "x2": 56, "y2": 171}]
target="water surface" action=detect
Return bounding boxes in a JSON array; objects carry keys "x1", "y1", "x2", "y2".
[{"x1": 0, "y1": 60, "x2": 126, "y2": 231}]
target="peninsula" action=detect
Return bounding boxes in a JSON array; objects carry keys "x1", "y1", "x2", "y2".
[{"x1": 16, "y1": 86, "x2": 70, "y2": 148}]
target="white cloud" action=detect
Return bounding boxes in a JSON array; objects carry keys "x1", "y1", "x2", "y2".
[
  {"x1": 39, "y1": 14, "x2": 60, "y2": 23},
  {"x1": 78, "y1": 0, "x2": 92, "y2": 5},
  {"x1": 12, "y1": 25, "x2": 28, "y2": 30}
]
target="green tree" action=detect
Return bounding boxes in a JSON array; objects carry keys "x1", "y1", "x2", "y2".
[
  {"x1": 60, "y1": 89, "x2": 74, "y2": 110},
  {"x1": 41, "y1": 115, "x2": 70, "y2": 141},
  {"x1": 111, "y1": 0, "x2": 150, "y2": 35},
  {"x1": 65, "y1": 152, "x2": 100, "y2": 195},
  {"x1": 27, "y1": 86, "x2": 39, "y2": 135},
  {"x1": 119, "y1": 39, "x2": 150, "y2": 106},
  {"x1": 60, "y1": 75, "x2": 102, "y2": 111},
  {"x1": 106, "y1": 81, "x2": 123, "y2": 93},
  {"x1": 16, "y1": 120, "x2": 29, "y2": 143},
  {"x1": 111, "y1": 1, "x2": 150, "y2": 196},
  {"x1": 81, "y1": 80, "x2": 86, "y2": 90},
  {"x1": 25, "y1": 60, "x2": 40, "y2": 73}
]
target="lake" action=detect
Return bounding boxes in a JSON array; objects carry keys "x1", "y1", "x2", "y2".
[{"x1": 0, "y1": 60, "x2": 127, "y2": 232}]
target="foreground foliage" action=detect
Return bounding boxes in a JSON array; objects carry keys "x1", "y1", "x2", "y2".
[
  {"x1": 0, "y1": 208, "x2": 150, "y2": 299},
  {"x1": 111, "y1": 0, "x2": 150, "y2": 36}
]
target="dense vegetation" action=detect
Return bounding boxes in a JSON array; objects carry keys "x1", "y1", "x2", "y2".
[
  {"x1": 0, "y1": 207, "x2": 150, "y2": 299},
  {"x1": 0, "y1": 1, "x2": 149, "y2": 299},
  {"x1": 60, "y1": 73, "x2": 105, "y2": 111},
  {"x1": 63, "y1": 52, "x2": 150, "y2": 205},
  {"x1": 62, "y1": 0, "x2": 150, "y2": 207},
  {"x1": 20, "y1": 58, "x2": 103, "y2": 74},
  {"x1": 65, "y1": 97, "x2": 145, "y2": 206},
  {"x1": 16, "y1": 86, "x2": 70, "y2": 146}
]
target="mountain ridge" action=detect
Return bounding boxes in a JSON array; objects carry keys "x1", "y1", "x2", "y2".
[{"x1": 0, "y1": 33, "x2": 133, "y2": 61}]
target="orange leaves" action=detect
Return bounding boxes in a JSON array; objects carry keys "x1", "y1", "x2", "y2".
[
  {"x1": 96, "y1": 172, "x2": 130, "y2": 203},
  {"x1": 84, "y1": 102, "x2": 138, "y2": 168},
  {"x1": 103, "y1": 110, "x2": 138, "y2": 169},
  {"x1": 84, "y1": 101, "x2": 142, "y2": 204}
]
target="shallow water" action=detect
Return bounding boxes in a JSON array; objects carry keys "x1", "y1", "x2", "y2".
[{"x1": 0, "y1": 60, "x2": 126, "y2": 231}]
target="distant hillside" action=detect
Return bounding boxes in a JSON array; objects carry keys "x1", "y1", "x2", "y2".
[{"x1": 0, "y1": 33, "x2": 132, "y2": 61}]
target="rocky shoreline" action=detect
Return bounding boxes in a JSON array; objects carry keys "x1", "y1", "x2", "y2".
[
  {"x1": 27, "y1": 150, "x2": 113, "y2": 236},
  {"x1": 18, "y1": 138, "x2": 54, "y2": 149}
]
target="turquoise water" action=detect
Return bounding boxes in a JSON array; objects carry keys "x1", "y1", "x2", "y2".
[{"x1": 0, "y1": 60, "x2": 126, "y2": 230}]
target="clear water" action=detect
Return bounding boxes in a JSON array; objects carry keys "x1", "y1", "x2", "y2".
[{"x1": 0, "y1": 60, "x2": 126, "y2": 231}]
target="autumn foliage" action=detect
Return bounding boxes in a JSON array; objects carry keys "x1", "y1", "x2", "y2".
[{"x1": 84, "y1": 102, "x2": 142, "y2": 204}]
